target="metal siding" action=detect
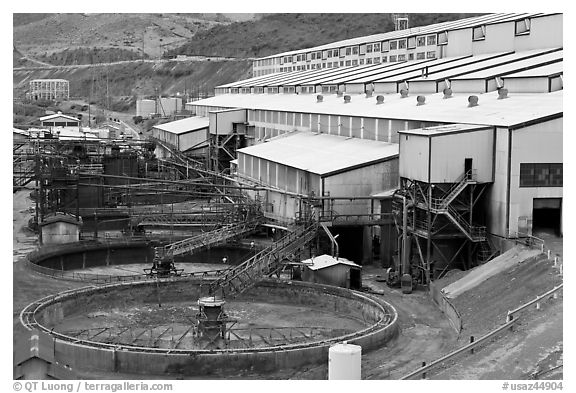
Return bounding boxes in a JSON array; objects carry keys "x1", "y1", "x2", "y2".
[
  {"x1": 319, "y1": 114, "x2": 330, "y2": 133},
  {"x1": 399, "y1": 134, "x2": 429, "y2": 182},
  {"x1": 377, "y1": 119, "x2": 388, "y2": 142},
  {"x1": 363, "y1": 118, "x2": 376, "y2": 141},
  {"x1": 340, "y1": 116, "x2": 352, "y2": 137},
  {"x1": 311, "y1": 114, "x2": 319, "y2": 132},
  {"x1": 351, "y1": 117, "x2": 362, "y2": 138},
  {"x1": 515, "y1": 14, "x2": 563, "y2": 52},
  {"x1": 429, "y1": 129, "x2": 493, "y2": 183}
]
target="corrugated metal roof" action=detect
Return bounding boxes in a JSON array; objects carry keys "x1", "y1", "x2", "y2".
[
  {"x1": 152, "y1": 116, "x2": 209, "y2": 135},
  {"x1": 450, "y1": 49, "x2": 563, "y2": 80},
  {"x1": 398, "y1": 123, "x2": 490, "y2": 136},
  {"x1": 238, "y1": 131, "x2": 398, "y2": 176},
  {"x1": 39, "y1": 113, "x2": 80, "y2": 122},
  {"x1": 502, "y1": 62, "x2": 563, "y2": 78},
  {"x1": 257, "y1": 13, "x2": 549, "y2": 60},
  {"x1": 301, "y1": 254, "x2": 361, "y2": 270},
  {"x1": 188, "y1": 90, "x2": 562, "y2": 128}
]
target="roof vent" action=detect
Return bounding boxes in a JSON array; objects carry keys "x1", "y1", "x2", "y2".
[
  {"x1": 343, "y1": 95, "x2": 351, "y2": 103},
  {"x1": 376, "y1": 95, "x2": 385, "y2": 104},
  {"x1": 400, "y1": 88, "x2": 409, "y2": 98},
  {"x1": 468, "y1": 95, "x2": 479, "y2": 107},
  {"x1": 337, "y1": 91, "x2": 344, "y2": 97},
  {"x1": 443, "y1": 87, "x2": 453, "y2": 99},
  {"x1": 416, "y1": 95, "x2": 426, "y2": 106},
  {"x1": 316, "y1": 94, "x2": 324, "y2": 103},
  {"x1": 365, "y1": 90, "x2": 373, "y2": 98},
  {"x1": 497, "y1": 87, "x2": 508, "y2": 99},
  {"x1": 495, "y1": 76, "x2": 504, "y2": 89}
]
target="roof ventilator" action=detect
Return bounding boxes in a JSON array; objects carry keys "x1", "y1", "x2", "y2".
[
  {"x1": 400, "y1": 89, "x2": 409, "y2": 98},
  {"x1": 468, "y1": 95, "x2": 479, "y2": 107},
  {"x1": 316, "y1": 94, "x2": 324, "y2": 103},
  {"x1": 337, "y1": 91, "x2": 344, "y2": 97},
  {"x1": 365, "y1": 90, "x2": 373, "y2": 98},
  {"x1": 416, "y1": 95, "x2": 426, "y2": 106},
  {"x1": 443, "y1": 88, "x2": 453, "y2": 99},
  {"x1": 497, "y1": 87, "x2": 509, "y2": 99},
  {"x1": 376, "y1": 95, "x2": 385, "y2": 105},
  {"x1": 343, "y1": 95, "x2": 351, "y2": 104}
]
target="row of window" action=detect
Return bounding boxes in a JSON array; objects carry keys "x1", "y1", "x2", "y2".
[
  {"x1": 277, "y1": 51, "x2": 437, "y2": 72},
  {"x1": 519, "y1": 163, "x2": 562, "y2": 187},
  {"x1": 256, "y1": 18, "x2": 532, "y2": 69}
]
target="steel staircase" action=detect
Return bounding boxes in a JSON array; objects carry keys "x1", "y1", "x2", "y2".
[
  {"x1": 435, "y1": 170, "x2": 477, "y2": 209},
  {"x1": 443, "y1": 205, "x2": 486, "y2": 242},
  {"x1": 207, "y1": 222, "x2": 318, "y2": 299}
]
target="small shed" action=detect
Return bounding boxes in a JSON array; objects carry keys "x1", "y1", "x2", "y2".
[
  {"x1": 301, "y1": 254, "x2": 362, "y2": 289},
  {"x1": 40, "y1": 213, "x2": 82, "y2": 245},
  {"x1": 13, "y1": 329, "x2": 76, "y2": 380}
]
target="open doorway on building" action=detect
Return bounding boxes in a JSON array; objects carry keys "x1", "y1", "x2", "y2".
[
  {"x1": 532, "y1": 198, "x2": 562, "y2": 236},
  {"x1": 349, "y1": 268, "x2": 362, "y2": 290}
]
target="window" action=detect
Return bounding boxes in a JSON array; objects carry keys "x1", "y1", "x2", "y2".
[
  {"x1": 346, "y1": 47, "x2": 352, "y2": 56},
  {"x1": 417, "y1": 36, "x2": 426, "y2": 47},
  {"x1": 366, "y1": 43, "x2": 373, "y2": 53},
  {"x1": 398, "y1": 39, "x2": 407, "y2": 49},
  {"x1": 311, "y1": 52, "x2": 316, "y2": 60},
  {"x1": 382, "y1": 56, "x2": 388, "y2": 63},
  {"x1": 473, "y1": 25, "x2": 486, "y2": 41},
  {"x1": 416, "y1": 52, "x2": 425, "y2": 60},
  {"x1": 374, "y1": 57, "x2": 381, "y2": 64},
  {"x1": 427, "y1": 35, "x2": 437, "y2": 46},
  {"x1": 520, "y1": 163, "x2": 562, "y2": 187},
  {"x1": 231, "y1": 88, "x2": 239, "y2": 94},
  {"x1": 340, "y1": 61, "x2": 344, "y2": 66},
  {"x1": 408, "y1": 36, "x2": 416, "y2": 49},
  {"x1": 398, "y1": 54, "x2": 406, "y2": 61},
  {"x1": 426, "y1": 51, "x2": 437, "y2": 59},
  {"x1": 390, "y1": 40, "x2": 398, "y2": 50},
  {"x1": 346, "y1": 60, "x2": 352, "y2": 66},
  {"x1": 381, "y1": 41, "x2": 390, "y2": 52},
  {"x1": 389, "y1": 55, "x2": 397, "y2": 62},
  {"x1": 408, "y1": 53, "x2": 414, "y2": 60},
  {"x1": 373, "y1": 42, "x2": 381, "y2": 52},
  {"x1": 515, "y1": 18, "x2": 531, "y2": 35},
  {"x1": 352, "y1": 46, "x2": 359, "y2": 55},
  {"x1": 366, "y1": 58, "x2": 373, "y2": 64},
  {"x1": 306, "y1": 53, "x2": 312, "y2": 61},
  {"x1": 359, "y1": 59, "x2": 364, "y2": 65},
  {"x1": 327, "y1": 50, "x2": 333, "y2": 58},
  {"x1": 438, "y1": 31, "x2": 448, "y2": 45}
]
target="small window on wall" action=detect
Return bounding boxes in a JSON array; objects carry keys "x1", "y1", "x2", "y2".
[
  {"x1": 352, "y1": 46, "x2": 359, "y2": 55},
  {"x1": 366, "y1": 43, "x2": 373, "y2": 53},
  {"x1": 352, "y1": 60, "x2": 358, "y2": 66},
  {"x1": 346, "y1": 47, "x2": 352, "y2": 56},
  {"x1": 416, "y1": 52, "x2": 425, "y2": 60},
  {"x1": 381, "y1": 41, "x2": 390, "y2": 52},
  {"x1": 390, "y1": 40, "x2": 398, "y2": 50},
  {"x1": 346, "y1": 60, "x2": 352, "y2": 66},
  {"x1": 398, "y1": 39, "x2": 407, "y2": 49},
  {"x1": 373, "y1": 42, "x2": 381, "y2": 52},
  {"x1": 520, "y1": 163, "x2": 563, "y2": 187},
  {"x1": 382, "y1": 56, "x2": 388, "y2": 63},
  {"x1": 374, "y1": 57, "x2": 381, "y2": 64},
  {"x1": 473, "y1": 25, "x2": 486, "y2": 41},
  {"x1": 438, "y1": 31, "x2": 448, "y2": 45},
  {"x1": 427, "y1": 35, "x2": 437, "y2": 46},
  {"x1": 417, "y1": 36, "x2": 426, "y2": 47},
  {"x1": 408, "y1": 36, "x2": 416, "y2": 49},
  {"x1": 359, "y1": 59, "x2": 364, "y2": 65},
  {"x1": 515, "y1": 18, "x2": 531, "y2": 35},
  {"x1": 389, "y1": 55, "x2": 397, "y2": 62},
  {"x1": 398, "y1": 54, "x2": 406, "y2": 61},
  {"x1": 427, "y1": 51, "x2": 437, "y2": 59}
]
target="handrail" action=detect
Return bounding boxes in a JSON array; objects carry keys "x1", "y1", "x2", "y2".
[{"x1": 401, "y1": 283, "x2": 563, "y2": 380}]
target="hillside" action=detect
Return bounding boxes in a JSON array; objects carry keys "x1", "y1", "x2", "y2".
[
  {"x1": 165, "y1": 13, "x2": 484, "y2": 58},
  {"x1": 13, "y1": 13, "x2": 232, "y2": 60}
]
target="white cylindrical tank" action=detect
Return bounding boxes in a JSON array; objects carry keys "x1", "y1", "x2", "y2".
[
  {"x1": 136, "y1": 99, "x2": 156, "y2": 118},
  {"x1": 328, "y1": 342, "x2": 361, "y2": 380}
]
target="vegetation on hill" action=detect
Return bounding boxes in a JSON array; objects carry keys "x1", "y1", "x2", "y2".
[
  {"x1": 36, "y1": 47, "x2": 149, "y2": 66},
  {"x1": 165, "y1": 13, "x2": 484, "y2": 58}
]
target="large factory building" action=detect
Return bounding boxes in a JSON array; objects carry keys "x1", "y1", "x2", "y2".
[{"x1": 184, "y1": 12, "x2": 562, "y2": 270}]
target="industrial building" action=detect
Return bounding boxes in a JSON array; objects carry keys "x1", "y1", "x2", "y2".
[
  {"x1": 151, "y1": 116, "x2": 209, "y2": 153},
  {"x1": 28, "y1": 79, "x2": 70, "y2": 101},
  {"x1": 251, "y1": 13, "x2": 562, "y2": 77},
  {"x1": 39, "y1": 112, "x2": 81, "y2": 128},
  {"x1": 184, "y1": 12, "x2": 562, "y2": 275}
]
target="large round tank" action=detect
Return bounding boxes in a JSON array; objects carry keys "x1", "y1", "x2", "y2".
[{"x1": 328, "y1": 342, "x2": 362, "y2": 380}]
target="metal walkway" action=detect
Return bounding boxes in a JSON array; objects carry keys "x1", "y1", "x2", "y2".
[{"x1": 207, "y1": 222, "x2": 318, "y2": 299}]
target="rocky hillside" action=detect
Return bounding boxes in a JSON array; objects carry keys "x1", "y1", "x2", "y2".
[
  {"x1": 165, "y1": 13, "x2": 484, "y2": 58},
  {"x1": 13, "y1": 13, "x2": 233, "y2": 60}
]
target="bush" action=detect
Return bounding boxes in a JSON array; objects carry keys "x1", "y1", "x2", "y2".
[{"x1": 133, "y1": 116, "x2": 143, "y2": 124}]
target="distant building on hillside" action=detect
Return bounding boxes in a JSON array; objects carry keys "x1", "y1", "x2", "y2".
[{"x1": 28, "y1": 79, "x2": 70, "y2": 101}]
